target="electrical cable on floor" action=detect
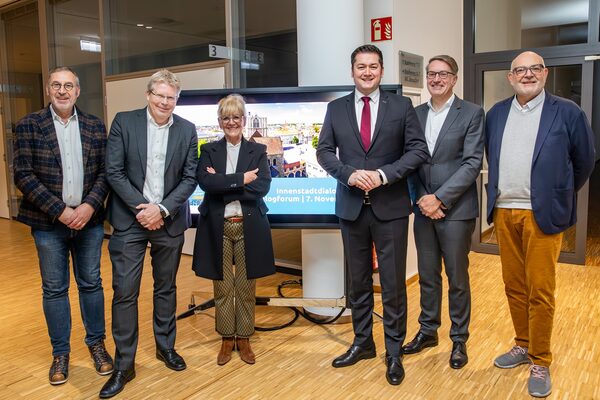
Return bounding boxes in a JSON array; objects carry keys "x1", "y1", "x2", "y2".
[{"x1": 254, "y1": 279, "x2": 347, "y2": 331}]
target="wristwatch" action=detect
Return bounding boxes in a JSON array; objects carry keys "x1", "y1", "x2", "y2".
[{"x1": 159, "y1": 205, "x2": 168, "y2": 219}]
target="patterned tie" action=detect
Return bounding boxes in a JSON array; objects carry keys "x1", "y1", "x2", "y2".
[{"x1": 360, "y1": 96, "x2": 371, "y2": 151}]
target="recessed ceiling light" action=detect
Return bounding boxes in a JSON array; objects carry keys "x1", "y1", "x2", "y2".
[
  {"x1": 137, "y1": 23, "x2": 144, "y2": 27},
  {"x1": 145, "y1": 26, "x2": 153, "y2": 29}
]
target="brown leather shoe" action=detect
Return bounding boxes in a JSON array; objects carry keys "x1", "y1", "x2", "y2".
[
  {"x1": 236, "y1": 337, "x2": 255, "y2": 364},
  {"x1": 89, "y1": 340, "x2": 114, "y2": 375},
  {"x1": 217, "y1": 337, "x2": 235, "y2": 365},
  {"x1": 49, "y1": 354, "x2": 69, "y2": 385}
]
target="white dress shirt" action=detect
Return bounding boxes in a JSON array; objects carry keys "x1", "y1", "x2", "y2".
[
  {"x1": 223, "y1": 140, "x2": 243, "y2": 218},
  {"x1": 51, "y1": 105, "x2": 83, "y2": 207},
  {"x1": 425, "y1": 94, "x2": 455, "y2": 154},
  {"x1": 353, "y1": 88, "x2": 387, "y2": 184},
  {"x1": 143, "y1": 110, "x2": 172, "y2": 214}
]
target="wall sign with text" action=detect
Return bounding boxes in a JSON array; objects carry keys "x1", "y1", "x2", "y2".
[{"x1": 371, "y1": 17, "x2": 392, "y2": 42}]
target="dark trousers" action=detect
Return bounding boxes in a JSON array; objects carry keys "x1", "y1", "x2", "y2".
[
  {"x1": 340, "y1": 205, "x2": 408, "y2": 357},
  {"x1": 108, "y1": 224, "x2": 184, "y2": 370},
  {"x1": 413, "y1": 214, "x2": 475, "y2": 342}
]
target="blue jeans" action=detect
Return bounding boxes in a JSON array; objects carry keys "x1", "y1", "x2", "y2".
[{"x1": 32, "y1": 223, "x2": 106, "y2": 356}]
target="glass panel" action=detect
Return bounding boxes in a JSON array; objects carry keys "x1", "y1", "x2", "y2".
[
  {"x1": 103, "y1": 0, "x2": 226, "y2": 75},
  {"x1": 475, "y1": 0, "x2": 589, "y2": 53},
  {"x1": 47, "y1": 0, "x2": 103, "y2": 120},
  {"x1": 480, "y1": 64, "x2": 582, "y2": 253},
  {"x1": 0, "y1": 2, "x2": 43, "y2": 218},
  {"x1": 238, "y1": 0, "x2": 297, "y2": 87}
]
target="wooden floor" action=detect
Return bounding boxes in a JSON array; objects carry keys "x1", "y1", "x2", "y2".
[{"x1": 1, "y1": 219, "x2": 600, "y2": 400}]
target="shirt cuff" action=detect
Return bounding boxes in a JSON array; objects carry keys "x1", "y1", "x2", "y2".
[
  {"x1": 157, "y1": 203, "x2": 170, "y2": 217},
  {"x1": 377, "y1": 169, "x2": 388, "y2": 185}
]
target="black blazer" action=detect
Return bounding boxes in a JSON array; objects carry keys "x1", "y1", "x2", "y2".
[
  {"x1": 105, "y1": 108, "x2": 199, "y2": 236},
  {"x1": 408, "y1": 97, "x2": 485, "y2": 220},
  {"x1": 192, "y1": 138, "x2": 275, "y2": 280},
  {"x1": 316, "y1": 90, "x2": 429, "y2": 221}
]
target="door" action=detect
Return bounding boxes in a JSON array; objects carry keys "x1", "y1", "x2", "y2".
[
  {"x1": 472, "y1": 56, "x2": 597, "y2": 265},
  {"x1": 0, "y1": 1, "x2": 43, "y2": 218}
]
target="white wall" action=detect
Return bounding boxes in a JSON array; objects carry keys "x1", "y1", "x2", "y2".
[
  {"x1": 105, "y1": 66, "x2": 226, "y2": 127},
  {"x1": 297, "y1": 0, "x2": 363, "y2": 86},
  {"x1": 392, "y1": 0, "x2": 464, "y2": 103}
]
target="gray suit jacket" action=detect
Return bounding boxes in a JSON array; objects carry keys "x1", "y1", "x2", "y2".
[
  {"x1": 408, "y1": 97, "x2": 484, "y2": 220},
  {"x1": 106, "y1": 108, "x2": 198, "y2": 236}
]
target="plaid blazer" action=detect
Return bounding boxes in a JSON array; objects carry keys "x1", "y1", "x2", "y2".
[{"x1": 13, "y1": 105, "x2": 109, "y2": 230}]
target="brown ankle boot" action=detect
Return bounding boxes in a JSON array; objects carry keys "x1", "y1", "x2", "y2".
[
  {"x1": 236, "y1": 338, "x2": 255, "y2": 364},
  {"x1": 217, "y1": 337, "x2": 235, "y2": 365}
]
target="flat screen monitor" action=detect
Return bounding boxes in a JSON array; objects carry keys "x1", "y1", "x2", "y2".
[{"x1": 176, "y1": 84, "x2": 402, "y2": 228}]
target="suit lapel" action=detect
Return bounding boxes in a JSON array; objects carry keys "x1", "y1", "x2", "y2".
[
  {"x1": 236, "y1": 138, "x2": 253, "y2": 173},
  {"x1": 344, "y1": 92, "x2": 363, "y2": 151},
  {"x1": 493, "y1": 98, "x2": 512, "y2": 159},
  {"x1": 416, "y1": 104, "x2": 429, "y2": 131},
  {"x1": 533, "y1": 94, "x2": 558, "y2": 164},
  {"x1": 40, "y1": 107, "x2": 63, "y2": 169},
  {"x1": 431, "y1": 97, "x2": 462, "y2": 157},
  {"x1": 165, "y1": 117, "x2": 178, "y2": 171},
  {"x1": 136, "y1": 108, "x2": 148, "y2": 178},
  {"x1": 214, "y1": 137, "x2": 228, "y2": 173},
  {"x1": 370, "y1": 91, "x2": 388, "y2": 151},
  {"x1": 76, "y1": 107, "x2": 92, "y2": 170}
]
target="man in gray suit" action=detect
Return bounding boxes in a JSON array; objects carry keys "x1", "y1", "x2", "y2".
[
  {"x1": 403, "y1": 55, "x2": 484, "y2": 369},
  {"x1": 100, "y1": 69, "x2": 198, "y2": 398}
]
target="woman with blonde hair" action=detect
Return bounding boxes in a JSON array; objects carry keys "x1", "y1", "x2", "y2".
[{"x1": 192, "y1": 94, "x2": 275, "y2": 365}]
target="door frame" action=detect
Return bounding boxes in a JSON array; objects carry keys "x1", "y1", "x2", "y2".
[{"x1": 471, "y1": 56, "x2": 593, "y2": 265}]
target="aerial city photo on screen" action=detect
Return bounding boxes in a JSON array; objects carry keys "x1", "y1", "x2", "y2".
[{"x1": 175, "y1": 97, "x2": 339, "y2": 216}]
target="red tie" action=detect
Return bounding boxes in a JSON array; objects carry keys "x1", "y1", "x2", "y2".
[{"x1": 360, "y1": 96, "x2": 371, "y2": 151}]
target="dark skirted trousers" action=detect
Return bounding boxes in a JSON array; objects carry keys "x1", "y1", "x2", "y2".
[{"x1": 214, "y1": 219, "x2": 256, "y2": 338}]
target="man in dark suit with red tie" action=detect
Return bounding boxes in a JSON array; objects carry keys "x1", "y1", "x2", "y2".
[{"x1": 316, "y1": 44, "x2": 429, "y2": 386}]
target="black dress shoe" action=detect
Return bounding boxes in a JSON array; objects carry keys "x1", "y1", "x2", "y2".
[
  {"x1": 402, "y1": 331, "x2": 438, "y2": 354},
  {"x1": 331, "y1": 344, "x2": 376, "y2": 368},
  {"x1": 450, "y1": 341, "x2": 468, "y2": 369},
  {"x1": 385, "y1": 354, "x2": 405, "y2": 385},
  {"x1": 156, "y1": 348, "x2": 187, "y2": 371},
  {"x1": 99, "y1": 369, "x2": 135, "y2": 399}
]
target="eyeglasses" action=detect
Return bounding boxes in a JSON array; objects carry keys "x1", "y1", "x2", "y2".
[
  {"x1": 49, "y1": 82, "x2": 76, "y2": 91},
  {"x1": 426, "y1": 71, "x2": 455, "y2": 80},
  {"x1": 511, "y1": 64, "x2": 545, "y2": 77},
  {"x1": 150, "y1": 90, "x2": 178, "y2": 103},
  {"x1": 219, "y1": 115, "x2": 243, "y2": 124}
]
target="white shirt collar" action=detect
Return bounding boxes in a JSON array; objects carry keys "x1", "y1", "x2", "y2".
[
  {"x1": 355, "y1": 88, "x2": 380, "y2": 103},
  {"x1": 50, "y1": 105, "x2": 78, "y2": 124},
  {"x1": 226, "y1": 139, "x2": 242, "y2": 149},
  {"x1": 147, "y1": 109, "x2": 174, "y2": 128},
  {"x1": 427, "y1": 94, "x2": 455, "y2": 113},
  {"x1": 512, "y1": 90, "x2": 545, "y2": 112}
]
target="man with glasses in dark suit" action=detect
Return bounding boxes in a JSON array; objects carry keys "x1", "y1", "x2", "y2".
[{"x1": 100, "y1": 69, "x2": 198, "y2": 398}]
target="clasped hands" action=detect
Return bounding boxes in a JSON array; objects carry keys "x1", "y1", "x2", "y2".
[
  {"x1": 349, "y1": 169, "x2": 382, "y2": 192},
  {"x1": 58, "y1": 203, "x2": 95, "y2": 230},
  {"x1": 136, "y1": 203, "x2": 163, "y2": 230},
  {"x1": 417, "y1": 194, "x2": 446, "y2": 220}
]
